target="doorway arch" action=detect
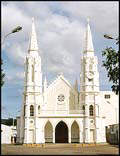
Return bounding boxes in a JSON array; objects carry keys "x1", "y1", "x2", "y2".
[
  {"x1": 44, "y1": 121, "x2": 53, "y2": 143},
  {"x1": 71, "y1": 121, "x2": 79, "y2": 143},
  {"x1": 55, "y1": 121, "x2": 68, "y2": 143}
]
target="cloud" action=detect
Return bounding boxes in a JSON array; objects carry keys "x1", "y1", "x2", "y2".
[
  {"x1": 2, "y1": 2, "x2": 118, "y2": 78},
  {"x1": 60, "y1": 1, "x2": 118, "y2": 36},
  {"x1": 2, "y1": 1, "x2": 118, "y2": 118},
  {"x1": 5, "y1": 70, "x2": 24, "y2": 86}
]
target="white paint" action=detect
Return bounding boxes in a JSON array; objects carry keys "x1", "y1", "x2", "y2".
[
  {"x1": 17, "y1": 18, "x2": 118, "y2": 144},
  {"x1": 1, "y1": 124, "x2": 12, "y2": 144},
  {"x1": 1, "y1": 124, "x2": 17, "y2": 144}
]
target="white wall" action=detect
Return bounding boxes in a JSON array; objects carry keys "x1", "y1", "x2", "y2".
[
  {"x1": 1, "y1": 124, "x2": 12, "y2": 144},
  {"x1": 100, "y1": 91, "x2": 119, "y2": 126},
  {"x1": 16, "y1": 117, "x2": 20, "y2": 143}
]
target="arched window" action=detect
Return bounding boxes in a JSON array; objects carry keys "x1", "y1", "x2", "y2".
[
  {"x1": 82, "y1": 105, "x2": 85, "y2": 114},
  {"x1": 89, "y1": 105, "x2": 94, "y2": 116},
  {"x1": 71, "y1": 121, "x2": 79, "y2": 143},
  {"x1": 82, "y1": 105, "x2": 85, "y2": 110},
  {"x1": 89, "y1": 64, "x2": 92, "y2": 71},
  {"x1": 45, "y1": 121, "x2": 53, "y2": 143},
  {"x1": 32, "y1": 65, "x2": 34, "y2": 82},
  {"x1": 30, "y1": 105, "x2": 34, "y2": 116},
  {"x1": 38, "y1": 105, "x2": 40, "y2": 114},
  {"x1": 98, "y1": 106, "x2": 99, "y2": 116},
  {"x1": 24, "y1": 105, "x2": 26, "y2": 116}
]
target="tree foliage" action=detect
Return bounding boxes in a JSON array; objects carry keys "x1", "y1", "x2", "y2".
[
  {"x1": 1, "y1": 118, "x2": 17, "y2": 126},
  {"x1": 102, "y1": 47, "x2": 119, "y2": 94},
  {"x1": 1, "y1": 59, "x2": 5, "y2": 87}
]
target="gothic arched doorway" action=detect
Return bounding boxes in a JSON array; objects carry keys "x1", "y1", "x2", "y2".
[
  {"x1": 71, "y1": 121, "x2": 79, "y2": 143},
  {"x1": 55, "y1": 121, "x2": 68, "y2": 143},
  {"x1": 44, "y1": 121, "x2": 53, "y2": 143}
]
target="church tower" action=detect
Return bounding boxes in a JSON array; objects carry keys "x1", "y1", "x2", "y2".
[
  {"x1": 20, "y1": 18, "x2": 43, "y2": 143},
  {"x1": 80, "y1": 19, "x2": 105, "y2": 143}
]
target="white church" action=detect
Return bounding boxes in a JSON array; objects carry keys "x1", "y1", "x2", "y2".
[{"x1": 17, "y1": 18, "x2": 118, "y2": 144}]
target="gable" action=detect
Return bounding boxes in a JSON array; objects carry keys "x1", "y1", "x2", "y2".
[{"x1": 47, "y1": 74, "x2": 74, "y2": 92}]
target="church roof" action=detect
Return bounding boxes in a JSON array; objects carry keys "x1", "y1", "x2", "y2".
[{"x1": 47, "y1": 73, "x2": 75, "y2": 91}]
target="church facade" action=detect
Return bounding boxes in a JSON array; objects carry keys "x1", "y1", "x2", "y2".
[{"x1": 17, "y1": 18, "x2": 118, "y2": 144}]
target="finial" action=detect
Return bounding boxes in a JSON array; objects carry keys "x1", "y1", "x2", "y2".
[
  {"x1": 87, "y1": 17, "x2": 90, "y2": 24},
  {"x1": 44, "y1": 76, "x2": 47, "y2": 82},
  {"x1": 59, "y1": 72, "x2": 63, "y2": 76},
  {"x1": 32, "y1": 17, "x2": 34, "y2": 23}
]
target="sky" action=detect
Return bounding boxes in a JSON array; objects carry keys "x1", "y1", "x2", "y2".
[{"x1": 1, "y1": 1, "x2": 119, "y2": 119}]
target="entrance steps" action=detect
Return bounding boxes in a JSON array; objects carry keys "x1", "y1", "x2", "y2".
[{"x1": 23, "y1": 143, "x2": 109, "y2": 147}]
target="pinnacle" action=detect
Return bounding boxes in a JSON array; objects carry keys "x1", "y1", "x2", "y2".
[
  {"x1": 32, "y1": 17, "x2": 34, "y2": 22},
  {"x1": 28, "y1": 17, "x2": 38, "y2": 51},
  {"x1": 87, "y1": 17, "x2": 90, "y2": 24},
  {"x1": 84, "y1": 18, "x2": 94, "y2": 53}
]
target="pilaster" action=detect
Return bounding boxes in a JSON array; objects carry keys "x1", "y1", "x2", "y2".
[
  {"x1": 69, "y1": 128, "x2": 71, "y2": 143},
  {"x1": 80, "y1": 131, "x2": 83, "y2": 143},
  {"x1": 53, "y1": 127, "x2": 55, "y2": 143}
]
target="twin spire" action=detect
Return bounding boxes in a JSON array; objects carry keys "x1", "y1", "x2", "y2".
[
  {"x1": 29, "y1": 17, "x2": 38, "y2": 51},
  {"x1": 29, "y1": 17, "x2": 94, "y2": 54},
  {"x1": 84, "y1": 18, "x2": 94, "y2": 53}
]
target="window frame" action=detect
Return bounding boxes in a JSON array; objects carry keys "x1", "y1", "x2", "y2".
[
  {"x1": 104, "y1": 94, "x2": 110, "y2": 99},
  {"x1": 30, "y1": 105, "x2": 34, "y2": 116},
  {"x1": 89, "y1": 105, "x2": 94, "y2": 116}
]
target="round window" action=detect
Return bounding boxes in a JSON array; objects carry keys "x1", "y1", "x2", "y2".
[
  {"x1": 30, "y1": 120, "x2": 33, "y2": 124},
  {"x1": 57, "y1": 94, "x2": 65, "y2": 102},
  {"x1": 90, "y1": 120, "x2": 94, "y2": 123}
]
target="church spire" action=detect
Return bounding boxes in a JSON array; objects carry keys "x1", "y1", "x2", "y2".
[
  {"x1": 84, "y1": 18, "x2": 94, "y2": 53},
  {"x1": 74, "y1": 78, "x2": 78, "y2": 92},
  {"x1": 44, "y1": 76, "x2": 47, "y2": 92},
  {"x1": 29, "y1": 17, "x2": 38, "y2": 51}
]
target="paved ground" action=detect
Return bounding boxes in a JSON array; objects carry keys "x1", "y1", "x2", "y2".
[{"x1": 1, "y1": 143, "x2": 119, "y2": 155}]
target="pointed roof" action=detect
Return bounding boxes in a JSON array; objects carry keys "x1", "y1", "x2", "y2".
[
  {"x1": 44, "y1": 76, "x2": 47, "y2": 86},
  {"x1": 28, "y1": 17, "x2": 38, "y2": 51},
  {"x1": 48, "y1": 73, "x2": 73, "y2": 90},
  {"x1": 44, "y1": 76, "x2": 47, "y2": 92},
  {"x1": 74, "y1": 78, "x2": 78, "y2": 91},
  {"x1": 84, "y1": 18, "x2": 94, "y2": 53}
]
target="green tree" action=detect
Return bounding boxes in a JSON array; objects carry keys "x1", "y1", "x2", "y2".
[
  {"x1": 1, "y1": 118, "x2": 17, "y2": 126},
  {"x1": 102, "y1": 34, "x2": 119, "y2": 94},
  {"x1": 1, "y1": 59, "x2": 5, "y2": 86}
]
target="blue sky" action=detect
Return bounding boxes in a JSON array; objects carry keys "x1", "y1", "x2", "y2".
[{"x1": 1, "y1": 1, "x2": 118, "y2": 119}]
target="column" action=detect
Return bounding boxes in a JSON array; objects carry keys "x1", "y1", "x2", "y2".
[
  {"x1": 42, "y1": 129, "x2": 45, "y2": 143},
  {"x1": 53, "y1": 127, "x2": 55, "y2": 143},
  {"x1": 80, "y1": 131, "x2": 83, "y2": 143},
  {"x1": 24, "y1": 118, "x2": 29, "y2": 143},
  {"x1": 24, "y1": 104, "x2": 29, "y2": 143},
  {"x1": 84, "y1": 93, "x2": 90, "y2": 143},
  {"x1": 20, "y1": 116, "x2": 24, "y2": 143},
  {"x1": 68, "y1": 127, "x2": 71, "y2": 143},
  {"x1": 84, "y1": 107, "x2": 90, "y2": 143},
  {"x1": 35, "y1": 128, "x2": 39, "y2": 143},
  {"x1": 85, "y1": 128, "x2": 90, "y2": 143}
]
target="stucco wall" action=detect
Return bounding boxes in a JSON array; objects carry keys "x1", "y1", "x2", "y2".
[
  {"x1": 1, "y1": 124, "x2": 12, "y2": 144},
  {"x1": 100, "y1": 91, "x2": 119, "y2": 126}
]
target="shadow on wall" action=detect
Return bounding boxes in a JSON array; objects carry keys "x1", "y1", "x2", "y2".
[{"x1": 106, "y1": 124, "x2": 119, "y2": 145}]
